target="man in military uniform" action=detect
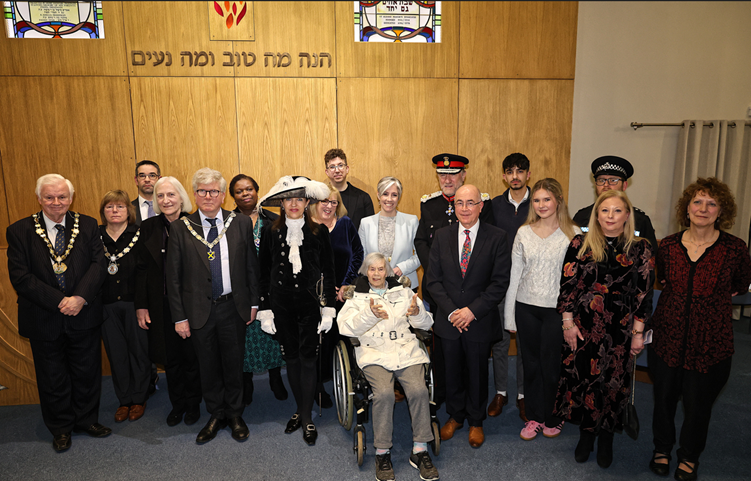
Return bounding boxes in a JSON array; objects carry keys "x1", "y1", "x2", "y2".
[
  {"x1": 415, "y1": 153, "x2": 494, "y2": 407},
  {"x1": 573, "y1": 155, "x2": 658, "y2": 254}
]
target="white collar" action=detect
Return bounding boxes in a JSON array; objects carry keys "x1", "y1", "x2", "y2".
[{"x1": 42, "y1": 211, "x2": 67, "y2": 230}]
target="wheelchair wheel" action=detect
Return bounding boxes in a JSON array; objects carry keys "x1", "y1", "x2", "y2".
[
  {"x1": 430, "y1": 419, "x2": 441, "y2": 456},
  {"x1": 333, "y1": 340, "x2": 354, "y2": 430},
  {"x1": 354, "y1": 425, "x2": 366, "y2": 466}
]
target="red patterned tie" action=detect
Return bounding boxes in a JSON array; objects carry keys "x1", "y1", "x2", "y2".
[{"x1": 460, "y1": 229, "x2": 471, "y2": 278}]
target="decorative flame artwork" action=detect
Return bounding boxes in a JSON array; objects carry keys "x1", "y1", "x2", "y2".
[{"x1": 213, "y1": 1, "x2": 247, "y2": 29}]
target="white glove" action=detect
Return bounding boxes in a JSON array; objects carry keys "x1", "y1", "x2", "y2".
[
  {"x1": 257, "y1": 310, "x2": 276, "y2": 335},
  {"x1": 317, "y1": 307, "x2": 336, "y2": 334}
]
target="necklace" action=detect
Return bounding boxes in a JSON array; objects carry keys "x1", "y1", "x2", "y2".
[
  {"x1": 33, "y1": 212, "x2": 80, "y2": 274},
  {"x1": 684, "y1": 231, "x2": 717, "y2": 254},
  {"x1": 101, "y1": 228, "x2": 141, "y2": 275},
  {"x1": 183, "y1": 212, "x2": 235, "y2": 260}
]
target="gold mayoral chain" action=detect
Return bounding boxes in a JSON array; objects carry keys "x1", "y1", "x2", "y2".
[
  {"x1": 183, "y1": 212, "x2": 236, "y2": 260},
  {"x1": 102, "y1": 229, "x2": 141, "y2": 275},
  {"x1": 33, "y1": 212, "x2": 80, "y2": 275}
]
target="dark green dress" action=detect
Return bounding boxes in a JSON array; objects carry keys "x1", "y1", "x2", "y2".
[{"x1": 243, "y1": 215, "x2": 285, "y2": 373}]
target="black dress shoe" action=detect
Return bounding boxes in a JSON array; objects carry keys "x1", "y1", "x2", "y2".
[
  {"x1": 597, "y1": 430, "x2": 614, "y2": 468},
  {"x1": 196, "y1": 417, "x2": 226, "y2": 444},
  {"x1": 52, "y1": 432, "x2": 72, "y2": 452},
  {"x1": 184, "y1": 405, "x2": 200, "y2": 426},
  {"x1": 674, "y1": 459, "x2": 699, "y2": 481},
  {"x1": 73, "y1": 423, "x2": 112, "y2": 438},
  {"x1": 269, "y1": 368, "x2": 288, "y2": 401},
  {"x1": 228, "y1": 416, "x2": 250, "y2": 441},
  {"x1": 649, "y1": 451, "x2": 671, "y2": 476},
  {"x1": 166, "y1": 408, "x2": 185, "y2": 427},
  {"x1": 575, "y1": 429, "x2": 596, "y2": 463},
  {"x1": 285, "y1": 413, "x2": 302, "y2": 434},
  {"x1": 303, "y1": 423, "x2": 317, "y2": 446}
]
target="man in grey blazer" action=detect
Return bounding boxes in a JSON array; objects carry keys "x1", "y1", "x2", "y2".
[
  {"x1": 426, "y1": 185, "x2": 511, "y2": 449},
  {"x1": 166, "y1": 168, "x2": 260, "y2": 444}
]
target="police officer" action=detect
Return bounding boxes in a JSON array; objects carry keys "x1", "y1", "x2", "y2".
[{"x1": 573, "y1": 155, "x2": 658, "y2": 254}]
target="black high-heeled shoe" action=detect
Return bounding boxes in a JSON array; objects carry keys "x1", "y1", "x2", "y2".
[
  {"x1": 575, "y1": 429, "x2": 596, "y2": 463},
  {"x1": 649, "y1": 451, "x2": 671, "y2": 477},
  {"x1": 303, "y1": 423, "x2": 317, "y2": 446},
  {"x1": 285, "y1": 413, "x2": 301, "y2": 434},
  {"x1": 596, "y1": 430, "x2": 614, "y2": 468},
  {"x1": 674, "y1": 459, "x2": 699, "y2": 481}
]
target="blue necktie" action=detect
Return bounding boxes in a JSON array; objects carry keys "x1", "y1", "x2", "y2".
[
  {"x1": 145, "y1": 200, "x2": 156, "y2": 219},
  {"x1": 54, "y1": 224, "x2": 66, "y2": 290},
  {"x1": 207, "y1": 218, "x2": 224, "y2": 299}
]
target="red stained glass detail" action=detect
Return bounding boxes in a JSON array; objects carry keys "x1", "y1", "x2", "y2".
[
  {"x1": 237, "y1": 3, "x2": 247, "y2": 25},
  {"x1": 226, "y1": 14, "x2": 234, "y2": 29},
  {"x1": 214, "y1": 1, "x2": 224, "y2": 16},
  {"x1": 232, "y1": 3, "x2": 237, "y2": 14}
]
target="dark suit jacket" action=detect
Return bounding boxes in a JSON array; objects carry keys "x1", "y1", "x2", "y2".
[
  {"x1": 6, "y1": 211, "x2": 106, "y2": 341},
  {"x1": 132, "y1": 198, "x2": 143, "y2": 225},
  {"x1": 165, "y1": 209, "x2": 260, "y2": 329},
  {"x1": 426, "y1": 221, "x2": 510, "y2": 343}
]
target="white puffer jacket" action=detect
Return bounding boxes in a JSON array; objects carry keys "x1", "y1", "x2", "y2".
[{"x1": 337, "y1": 277, "x2": 433, "y2": 371}]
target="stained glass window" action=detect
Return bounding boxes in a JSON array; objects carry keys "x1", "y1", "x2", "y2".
[
  {"x1": 354, "y1": 1, "x2": 440, "y2": 43},
  {"x1": 4, "y1": 1, "x2": 105, "y2": 39}
]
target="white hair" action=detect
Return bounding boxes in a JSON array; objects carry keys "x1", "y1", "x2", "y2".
[
  {"x1": 192, "y1": 168, "x2": 227, "y2": 193},
  {"x1": 358, "y1": 252, "x2": 395, "y2": 277},
  {"x1": 153, "y1": 177, "x2": 193, "y2": 214},
  {"x1": 35, "y1": 174, "x2": 74, "y2": 199}
]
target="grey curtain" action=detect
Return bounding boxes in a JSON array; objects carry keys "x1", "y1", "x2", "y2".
[{"x1": 670, "y1": 120, "x2": 751, "y2": 245}]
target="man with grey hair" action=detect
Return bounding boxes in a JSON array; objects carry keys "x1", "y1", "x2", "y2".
[
  {"x1": 7, "y1": 173, "x2": 110, "y2": 452},
  {"x1": 166, "y1": 167, "x2": 260, "y2": 444}
]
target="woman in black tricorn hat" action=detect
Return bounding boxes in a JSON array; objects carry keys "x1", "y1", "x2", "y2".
[{"x1": 256, "y1": 176, "x2": 337, "y2": 445}]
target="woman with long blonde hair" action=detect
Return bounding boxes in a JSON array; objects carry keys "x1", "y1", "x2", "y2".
[
  {"x1": 503, "y1": 178, "x2": 581, "y2": 442},
  {"x1": 555, "y1": 189, "x2": 654, "y2": 468}
]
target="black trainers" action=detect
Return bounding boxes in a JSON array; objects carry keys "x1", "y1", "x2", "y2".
[
  {"x1": 409, "y1": 451, "x2": 439, "y2": 481},
  {"x1": 375, "y1": 452, "x2": 395, "y2": 481}
]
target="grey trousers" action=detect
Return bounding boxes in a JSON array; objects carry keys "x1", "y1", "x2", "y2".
[
  {"x1": 362, "y1": 363, "x2": 434, "y2": 449},
  {"x1": 491, "y1": 303, "x2": 524, "y2": 395}
]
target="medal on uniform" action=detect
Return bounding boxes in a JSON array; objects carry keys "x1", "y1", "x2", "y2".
[
  {"x1": 446, "y1": 203, "x2": 454, "y2": 217},
  {"x1": 52, "y1": 262, "x2": 67, "y2": 274},
  {"x1": 183, "y1": 213, "x2": 235, "y2": 260},
  {"x1": 101, "y1": 229, "x2": 141, "y2": 276},
  {"x1": 107, "y1": 256, "x2": 119, "y2": 275},
  {"x1": 207, "y1": 250, "x2": 216, "y2": 261}
]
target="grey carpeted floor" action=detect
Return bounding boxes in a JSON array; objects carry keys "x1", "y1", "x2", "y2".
[{"x1": 2, "y1": 321, "x2": 750, "y2": 480}]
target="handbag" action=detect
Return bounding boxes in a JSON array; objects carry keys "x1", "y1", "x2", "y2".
[{"x1": 622, "y1": 355, "x2": 640, "y2": 440}]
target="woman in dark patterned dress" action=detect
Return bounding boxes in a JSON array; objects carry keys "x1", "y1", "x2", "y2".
[
  {"x1": 555, "y1": 190, "x2": 654, "y2": 468},
  {"x1": 229, "y1": 174, "x2": 288, "y2": 404},
  {"x1": 648, "y1": 178, "x2": 751, "y2": 481}
]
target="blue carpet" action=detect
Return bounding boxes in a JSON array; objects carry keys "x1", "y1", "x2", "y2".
[{"x1": 1, "y1": 322, "x2": 750, "y2": 480}]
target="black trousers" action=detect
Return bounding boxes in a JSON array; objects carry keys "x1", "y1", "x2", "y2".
[
  {"x1": 190, "y1": 297, "x2": 245, "y2": 420},
  {"x1": 649, "y1": 347, "x2": 732, "y2": 462},
  {"x1": 441, "y1": 334, "x2": 492, "y2": 427},
  {"x1": 30, "y1": 321, "x2": 102, "y2": 436},
  {"x1": 162, "y1": 297, "x2": 202, "y2": 412},
  {"x1": 516, "y1": 302, "x2": 563, "y2": 427}
]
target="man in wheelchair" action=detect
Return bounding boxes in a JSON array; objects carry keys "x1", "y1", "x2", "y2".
[{"x1": 338, "y1": 252, "x2": 440, "y2": 481}]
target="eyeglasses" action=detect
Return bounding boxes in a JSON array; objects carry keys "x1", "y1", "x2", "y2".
[
  {"x1": 595, "y1": 178, "x2": 623, "y2": 186},
  {"x1": 104, "y1": 204, "x2": 127, "y2": 211},
  {"x1": 320, "y1": 200, "x2": 339, "y2": 206},
  {"x1": 137, "y1": 173, "x2": 159, "y2": 180},
  {"x1": 327, "y1": 163, "x2": 347, "y2": 171},
  {"x1": 196, "y1": 189, "x2": 221, "y2": 198},
  {"x1": 454, "y1": 200, "x2": 481, "y2": 209}
]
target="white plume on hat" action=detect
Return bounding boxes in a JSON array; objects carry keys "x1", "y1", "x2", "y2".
[{"x1": 259, "y1": 175, "x2": 332, "y2": 207}]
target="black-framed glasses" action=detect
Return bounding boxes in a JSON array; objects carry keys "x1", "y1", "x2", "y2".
[
  {"x1": 196, "y1": 189, "x2": 221, "y2": 198},
  {"x1": 455, "y1": 200, "x2": 481, "y2": 208},
  {"x1": 320, "y1": 200, "x2": 339, "y2": 207},
  {"x1": 137, "y1": 173, "x2": 159, "y2": 180},
  {"x1": 595, "y1": 178, "x2": 623, "y2": 186},
  {"x1": 327, "y1": 163, "x2": 347, "y2": 171}
]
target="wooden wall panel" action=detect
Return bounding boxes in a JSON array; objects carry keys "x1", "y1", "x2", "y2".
[
  {"x1": 460, "y1": 2, "x2": 578, "y2": 79},
  {"x1": 0, "y1": 249, "x2": 39, "y2": 406},
  {"x1": 458, "y1": 79, "x2": 574, "y2": 195},
  {"x1": 0, "y1": 2, "x2": 127, "y2": 77},
  {"x1": 337, "y1": 78, "x2": 459, "y2": 218},
  {"x1": 335, "y1": 2, "x2": 459, "y2": 79},
  {"x1": 130, "y1": 76, "x2": 239, "y2": 208},
  {"x1": 234, "y1": 2, "x2": 336, "y2": 78},
  {"x1": 236, "y1": 77, "x2": 337, "y2": 194},
  {"x1": 123, "y1": 1, "x2": 233, "y2": 77},
  {"x1": 0, "y1": 156, "x2": 9, "y2": 247},
  {"x1": 0, "y1": 77, "x2": 136, "y2": 223}
]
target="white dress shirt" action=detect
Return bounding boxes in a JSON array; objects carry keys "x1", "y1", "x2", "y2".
[
  {"x1": 456, "y1": 220, "x2": 480, "y2": 260},
  {"x1": 199, "y1": 210, "x2": 232, "y2": 296},
  {"x1": 137, "y1": 195, "x2": 154, "y2": 221}
]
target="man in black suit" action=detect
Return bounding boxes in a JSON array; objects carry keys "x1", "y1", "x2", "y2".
[
  {"x1": 166, "y1": 167, "x2": 260, "y2": 444},
  {"x1": 323, "y1": 148, "x2": 374, "y2": 230},
  {"x1": 131, "y1": 160, "x2": 161, "y2": 226},
  {"x1": 6, "y1": 174, "x2": 110, "y2": 452},
  {"x1": 426, "y1": 184, "x2": 510, "y2": 449}
]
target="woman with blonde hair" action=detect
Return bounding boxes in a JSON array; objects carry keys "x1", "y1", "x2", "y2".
[
  {"x1": 555, "y1": 189, "x2": 654, "y2": 468},
  {"x1": 503, "y1": 178, "x2": 580, "y2": 442}
]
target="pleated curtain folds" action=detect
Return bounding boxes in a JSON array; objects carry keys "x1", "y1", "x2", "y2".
[{"x1": 670, "y1": 120, "x2": 751, "y2": 246}]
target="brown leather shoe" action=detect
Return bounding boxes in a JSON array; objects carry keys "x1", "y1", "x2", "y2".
[
  {"x1": 394, "y1": 389, "x2": 405, "y2": 403},
  {"x1": 115, "y1": 406, "x2": 129, "y2": 423},
  {"x1": 487, "y1": 393, "x2": 508, "y2": 417},
  {"x1": 440, "y1": 418, "x2": 463, "y2": 441},
  {"x1": 129, "y1": 403, "x2": 146, "y2": 421},
  {"x1": 517, "y1": 398, "x2": 528, "y2": 422},
  {"x1": 468, "y1": 426, "x2": 485, "y2": 448}
]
